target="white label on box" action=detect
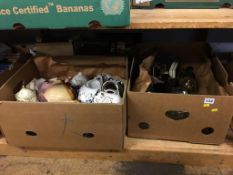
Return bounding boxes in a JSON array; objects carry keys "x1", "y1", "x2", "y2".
[
  {"x1": 204, "y1": 98, "x2": 215, "y2": 104},
  {"x1": 135, "y1": 0, "x2": 152, "y2": 4}
]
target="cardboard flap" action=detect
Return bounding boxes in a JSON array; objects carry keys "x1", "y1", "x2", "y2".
[
  {"x1": 224, "y1": 53, "x2": 233, "y2": 82},
  {"x1": 211, "y1": 57, "x2": 229, "y2": 87},
  {"x1": 34, "y1": 56, "x2": 127, "y2": 80},
  {"x1": 212, "y1": 54, "x2": 233, "y2": 95},
  {"x1": 225, "y1": 83, "x2": 233, "y2": 95},
  {"x1": 53, "y1": 56, "x2": 127, "y2": 67},
  {"x1": 27, "y1": 43, "x2": 74, "y2": 56},
  {"x1": 0, "y1": 60, "x2": 39, "y2": 101},
  {"x1": 132, "y1": 55, "x2": 155, "y2": 92},
  {"x1": 0, "y1": 57, "x2": 27, "y2": 86}
]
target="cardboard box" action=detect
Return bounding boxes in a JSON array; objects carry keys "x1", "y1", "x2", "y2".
[
  {"x1": 127, "y1": 44, "x2": 233, "y2": 144},
  {"x1": 0, "y1": 0, "x2": 130, "y2": 29},
  {"x1": 0, "y1": 56, "x2": 128, "y2": 151},
  {"x1": 131, "y1": 0, "x2": 232, "y2": 8}
]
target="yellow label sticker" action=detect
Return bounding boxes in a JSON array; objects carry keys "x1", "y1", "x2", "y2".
[
  {"x1": 211, "y1": 108, "x2": 218, "y2": 112},
  {"x1": 203, "y1": 104, "x2": 210, "y2": 108}
]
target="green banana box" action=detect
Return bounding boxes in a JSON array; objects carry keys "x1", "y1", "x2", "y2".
[
  {"x1": 131, "y1": 0, "x2": 232, "y2": 8},
  {"x1": 0, "y1": 0, "x2": 130, "y2": 29}
]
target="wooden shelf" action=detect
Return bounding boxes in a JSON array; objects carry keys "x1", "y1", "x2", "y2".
[
  {"x1": 1, "y1": 10, "x2": 233, "y2": 164},
  {"x1": 0, "y1": 135, "x2": 232, "y2": 167},
  {"x1": 130, "y1": 9, "x2": 233, "y2": 29}
]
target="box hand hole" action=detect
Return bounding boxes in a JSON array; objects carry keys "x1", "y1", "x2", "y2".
[
  {"x1": 221, "y1": 3, "x2": 231, "y2": 8},
  {"x1": 88, "y1": 20, "x2": 102, "y2": 29},
  {"x1": 165, "y1": 110, "x2": 190, "y2": 120},
  {"x1": 13, "y1": 23, "x2": 26, "y2": 30},
  {"x1": 155, "y1": 3, "x2": 165, "y2": 9},
  {"x1": 0, "y1": 127, "x2": 4, "y2": 138},
  {"x1": 202, "y1": 127, "x2": 214, "y2": 135},
  {"x1": 83, "y1": 132, "x2": 94, "y2": 139},
  {"x1": 138, "y1": 122, "x2": 150, "y2": 130},
  {"x1": 25, "y1": 131, "x2": 37, "y2": 136}
]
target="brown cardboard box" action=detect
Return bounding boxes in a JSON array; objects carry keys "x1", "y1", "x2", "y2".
[
  {"x1": 127, "y1": 44, "x2": 233, "y2": 144},
  {"x1": 0, "y1": 56, "x2": 128, "y2": 151}
]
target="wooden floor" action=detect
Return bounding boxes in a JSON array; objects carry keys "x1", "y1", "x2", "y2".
[
  {"x1": 130, "y1": 9, "x2": 233, "y2": 29},
  {"x1": 0, "y1": 131, "x2": 232, "y2": 168}
]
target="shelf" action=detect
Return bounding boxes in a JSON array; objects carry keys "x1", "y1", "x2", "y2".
[
  {"x1": 0, "y1": 135, "x2": 232, "y2": 167},
  {"x1": 130, "y1": 9, "x2": 233, "y2": 29},
  {"x1": 0, "y1": 7, "x2": 233, "y2": 169}
]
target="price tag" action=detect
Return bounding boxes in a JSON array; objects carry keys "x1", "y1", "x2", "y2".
[{"x1": 204, "y1": 98, "x2": 215, "y2": 105}]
